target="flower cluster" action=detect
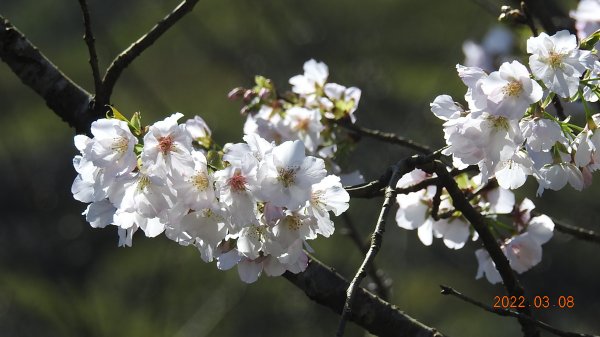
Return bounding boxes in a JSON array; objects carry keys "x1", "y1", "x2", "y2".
[
  {"x1": 432, "y1": 30, "x2": 600, "y2": 195},
  {"x1": 72, "y1": 110, "x2": 350, "y2": 283},
  {"x1": 395, "y1": 168, "x2": 555, "y2": 283},
  {"x1": 412, "y1": 28, "x2": 600, "y2": 284},
  {"x1": 229, "y1": 59, "x2": 364, "y2": 185}
]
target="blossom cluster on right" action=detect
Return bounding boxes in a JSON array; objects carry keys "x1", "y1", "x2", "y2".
[
  {"x1": 394, "y1": 28, "x2": 600, "y2": 284},
  {"x1": 433, "y1": 30, "x2": 600, "y2": 195}
]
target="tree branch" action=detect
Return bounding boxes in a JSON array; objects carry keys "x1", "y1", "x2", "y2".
[
  {"x1": 337, "y1": 120, "x2": 433, "y2": 154},
  {"x1": 337, "y1": 155, "x2": 435, "y2": 336},
  {"x1": 520, "y1": 0, "x2": 575, "y2": 34},
  {"x1": 283, "y1": 256, "x2": 446, "y2": 337},
  {"x1": 440, "y1": 285, "x2": 599, "y2": 337},
  {"x1": 77, "y1": 0, "x2": 102, "y2": 95},
  {"x1": 427, "y1": 160, "x2": 540, "y2": 337},
  {"x1": 99, "y1": 0, "x2": 200, "y2": 105},
  {"x1": 340, "y1": 212, "x2": 391, "y2": 300},
  {"x1": 0, "y1": 15, "x2": 94, "y2": 133}
]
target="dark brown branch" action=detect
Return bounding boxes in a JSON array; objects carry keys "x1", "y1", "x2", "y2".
[
  {"x1": 520, "y1": 0, "x2": 575, "y2": 34},
  {"x1": 0, "y1": 15, "x2": 94, "y2": 133},
  {"x1": 340, "y1": 213, "x2": 390, "y2": 300},
  {"x1": 552, "y1": 96, "x2": 566, "y2": 120},
  {"x1": 344, "y1": 166, "x2": 393, "y2": 199},
  {"x1": 337, "y1": 120, "x2": 432, "y2": 154},
  {"x1": 440, "y1": 285, "x2": 599, "y2": 337},
  {"x1": 430, "y1": 185, "x2": 443, "y2": 221},
  {"x1": 427, "y1": 161, "x2": 540, "y2": 337},
  {"x1": 99, "y1": 0, "x2": 200, "y2": 105},
  {"x1": 77, "y1": 0, "x2": 102, "y2": 95},
  {"x1": 283, "y1": 256, "x2": 446, "y2": 337}
]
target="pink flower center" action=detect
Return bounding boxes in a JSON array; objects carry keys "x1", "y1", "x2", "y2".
[
  {"x1": 228, "y1": 171, "x2": 247, "y2": 192},
  {"x1": 158, "y1": 135, "x2": 174, "y2": 154}
]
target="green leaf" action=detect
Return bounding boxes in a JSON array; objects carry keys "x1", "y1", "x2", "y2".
[
  {"x1": 130, "y1": 111, "x2": 142, "y2": 134},
  {"x1": 580, "y1": 29, "x2": 600, "y2": 50},
  {"x1": 206, "y1": 150, "x2": 225, "y2": 171},
  {"x1": 108, "y1": 105, "x2": 129, "y2": 122}
]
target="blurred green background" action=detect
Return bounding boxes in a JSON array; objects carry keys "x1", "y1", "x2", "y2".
[{"x1": 0, "y1": 0, "x2": 598, "y2": 336}]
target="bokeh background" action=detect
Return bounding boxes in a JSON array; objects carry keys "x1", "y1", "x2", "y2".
[{"x1": 0, "y1": 0, "x2": 598, "y2": 336}]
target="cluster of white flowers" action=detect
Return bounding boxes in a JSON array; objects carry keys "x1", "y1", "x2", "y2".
[
  {"x1": 407, "y1": 28, "x2": 600, "y2": 284},
  {"x1": 231, "y1": 59, "x2": 364, "y2": 186},
  {"x1": 394, "y1": 168, "x2": 555, "y2": 283},
  {"x1": 72, "y1": 111, "x2": 350, "y2": 283},
  {"x1": 432, "y1": 30, "x2": 600, "y2": 195}
]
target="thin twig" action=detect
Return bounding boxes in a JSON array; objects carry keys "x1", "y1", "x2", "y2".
[
  {"x1": 428, "y1": 160, "x2": 540, "y2": 337},
  {"x1": 337, "y1": 120, "x2": 433, "y2": 154},
  {"x1": 99, "y1": 0, "x2": 200, "y2": 105},
  {"x1": 77, "y1": 0, "x2": 102, "y2": 95},
  {"x1": 440, "y1": 285, "x2": 599, "y2": 337},
  {"x1": 345, "y1": 150, "x2": 462, "y2": 199},
  {"x1": 340, "y1": 213, "x2": 390, "y2": 300},
  {"x1": 337, "y1": 156, "x2": 430, "y2": 336}
]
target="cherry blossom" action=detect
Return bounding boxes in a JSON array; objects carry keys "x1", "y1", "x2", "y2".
[
  {"x1": 142, "y1": 112, "x2": 194, "y2": 176},
  {"x1": 257, "y1": 140, "x2": 326, "y2": 210},
  {"x1": 527, "y1": 30, "x2": 594, "y2": 98},
  {"x1": 480, "y1": 60, "x2": 543, "y2": 119}
]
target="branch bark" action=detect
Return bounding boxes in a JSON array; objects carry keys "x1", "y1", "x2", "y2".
[
  {"x1": 520, "y1": 0, "x2": 575, "y2": 34},
  {"x1": 0, "y1": 15, "x2": 94, "y2": 133},
  {"x1": 284, "y1": 256, "x2": 446, "y2": 337},
  {"x1": 427, "y1": 160, "x2": 540, "y2": 337}
]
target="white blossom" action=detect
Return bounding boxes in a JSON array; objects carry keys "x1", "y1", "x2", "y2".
[
  {"x1": 142, "y1": 112, "x2": 194, "y2": 176},
  {"x1": 480, "y1": 60, "x2": 543, "y2": 119},
  {"x1": 280, "y1": 107, "x2": 324, "y2": 153},
  {"x1": 536, "y1": 163, "x2": 584, "y2": 195},
  {"x1": 172, "y1": 151, "x2": 216, "y2": 211},
  {"x1": 494, "y1": 150, "x2": 534, "y2": 190},
  {"x1": 289, "y1": 59, "x2": 328, "y2": 97},
  {"x1": 527, "y1": 30, "x2": 594, "y2": 98},
  {"x1": 520, "y1": 117, "x2": 567, "y2": 152},
  {"x1": 257, "y1": 140, "x2": 326, "y2": 210}
]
